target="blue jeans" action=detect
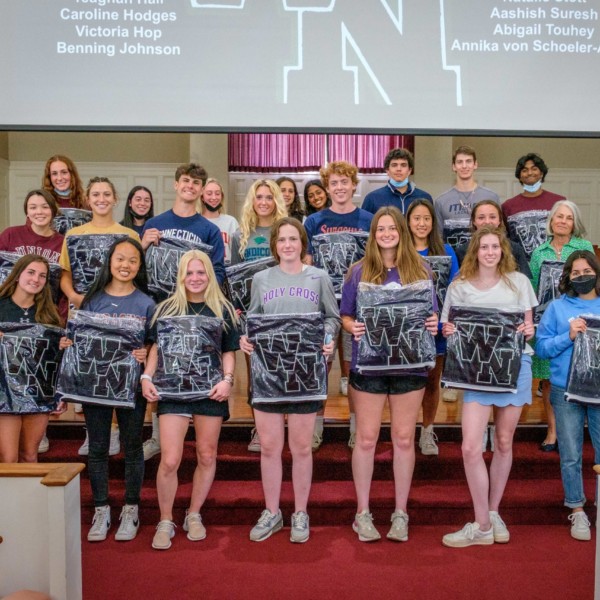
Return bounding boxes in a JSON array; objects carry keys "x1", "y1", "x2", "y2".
[
  {"x1": 82, "y1": 393, "x2": 147, "y2": 507},
  {"x1": 550, "y1": 385, "x2": 600, "y2": 508}
]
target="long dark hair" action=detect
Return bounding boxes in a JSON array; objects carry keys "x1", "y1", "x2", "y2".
[
  {"x1": 558, "y1": 250, "x2": 600, "y2": 297},
  {"x1": 121, "y1": 186, "x2": 154, "y2": 229},
  {"x1": 0, "y1": 255, "x2": 61, "y2": 326},
  {"x1": 276, "y1": 177, "x2": 305, "y2": 220},
  {"x1": 82, "y1": 238, "x2": 149, "y2": 306},
  {"x1": 406, "y1": 199, "x2": 447, "y2": 256},
  {"x1": 303, "y1": 179, "x2": 331, "y2": 216}
]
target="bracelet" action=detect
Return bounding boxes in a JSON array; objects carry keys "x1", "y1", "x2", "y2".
[
  {"x1": 140, "y1": 374, "x2": 153, "y2": 382},
  {"x1": 222, "y1": 374, "x2": 234, "y2": 385}
]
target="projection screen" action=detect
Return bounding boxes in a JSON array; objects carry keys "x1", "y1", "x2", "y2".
[{"x1": 1, "y1": 0, "x2": 599, "y2": 135}]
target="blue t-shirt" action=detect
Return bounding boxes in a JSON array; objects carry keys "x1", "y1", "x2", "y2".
[
  {"x1": 304, "y1": 207, "x2": 373, "y2": 256},
  {"x1": 83, "y1": 288, "x2": 156, "y2": 343},
  {"x1": 362, "y1": 182, "x2": 432, "y2": 215},
  {"x1": 143, "y1": 210, "x2": 226, "y2": 284}
]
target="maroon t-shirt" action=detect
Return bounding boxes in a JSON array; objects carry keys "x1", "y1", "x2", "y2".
[
  {"x1": 0, "y1": 224, "x2": 64, "y2": 264},
  {"x1": 502, "y1": 189, "x2": 566, "y2": 219}
]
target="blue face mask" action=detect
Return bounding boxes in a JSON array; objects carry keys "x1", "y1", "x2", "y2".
[
  {"x1": 522, "y1": 180, "x2": 542, "y2": 194},
  {"x1": 54, "y1": 188, "x2": 71, "y2": 197},
  {"x1": 390, "y1": 177, "x2": 409, "y2": 189}
]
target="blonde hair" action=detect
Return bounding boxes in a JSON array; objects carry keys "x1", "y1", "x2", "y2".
[
  {"x1": 152, "y1": 250, "x2": 237, "y2": 328},
  {"x1": 350, "y1": 206, "x2": 429, "y2": 285},
  {"x1": 199, "y1": 178, "x2": 226, "y2": 214},
  {"x1": 237, "y1": 179, "x2": 287, "y2": 259},
  {"x1": 458, "y1": 226, "x2": 516, "y2": 287}
]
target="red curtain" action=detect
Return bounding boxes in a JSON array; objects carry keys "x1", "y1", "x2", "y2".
[
  {"x1": 228, "y1": 134, "x2": 414, "y2": 173},
  {"x1": 328, "y1": 135, "x2": 414, "y2": 174},
  {"x1": 228, "y1": 133, "x2": 326, "y2": 173}
]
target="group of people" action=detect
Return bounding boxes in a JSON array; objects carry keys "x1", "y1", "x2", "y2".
[{"x1": 0, "y1": 146, "x2": 598, "y2": 551}]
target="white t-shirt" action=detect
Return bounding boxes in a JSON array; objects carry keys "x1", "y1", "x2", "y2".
[
  {"x1": 207, "y1": 213, "x2": 239, "y2": 264},
  {"x1": 441, "y1": 271, "x2": 538, "y2": 354}
]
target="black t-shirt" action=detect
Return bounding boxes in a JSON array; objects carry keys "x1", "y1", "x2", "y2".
[
  {"x1": 0, "y1": 296, "x2": 36, "y2": 324},
  {"x1": 150, "y1": 301, "x2": 239, "y2": 353}
]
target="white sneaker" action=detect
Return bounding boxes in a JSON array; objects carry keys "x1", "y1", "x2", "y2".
[
  {"x1": 339, "y1": 376, "x2": 349, "y2": 396},
  {"x1": 442, "y1": 522, "x2": 494, "y2": 548},
  {"x1": 348, "y1": 430, "x2": 356, "y2": 449},
  {"x1": 78, "y1": 431, "x2": 89, "y2": 456},
  {"x1": 115, "y1": 505, "x2": 139, "y2": 541},
  {"x1": 109, "y1": 427, "x2": 120, "y2": 456},
  {"x1": 442, "y1": 388, "x2": 458, "y2": 402},
  {"x1": 143, "y1": 437, "x2": 161, "y2": 460},
  {"x1": 489, "y1": 511, "x2": 509, "y2": 543},
  {"x1": 88, "y1": 505, "x2": 111, "y2": 542},
  {"x1": 387, "y1": 510, "x2": 409, "y2": 542},
  {"x1": 312, "y1": 431, "x2": 323, "y2": 451},
  {"x1": 419, "y1": 425, "x2": 439, "y2": 456},
  {"x1": 38, "y1": 435, "x2": 49, "y2": 454},
  {"x1": 569, "y1": 511, "x2": 591, "y2": 541},
  {"x1": 248, "y1": 428, "x2": 261, "y2": 452}
]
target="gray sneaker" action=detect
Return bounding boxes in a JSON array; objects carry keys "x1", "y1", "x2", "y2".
[
  {"x1": 152, "y1": 520, "x2": 176, "y2": 550},
  {"x1": 419, "y1": 425, "x2": 439, "y2": 456},
  {"x1": 183, "y1": 511, "x2": 206, "y2": 541},
  {"x1": 352, "y1": 510, "x2": 381, "y2": 542},
  {"x1": 249, "y1": 509, "x2": 283, "y2": 542},
  {"x1": 387, "y1": 510, "x2": 409, "y2": 542},
  {"x1": 115, "y1": 505, "x2": 139, "y2": 541},
  {"x1": 489, "y1": 511, "x2": 509, "y2": 543},
  {"x1": 88, "y1": 505, "x2": 111, "y2": 542},
  {"x1": 290, "y1": 511, "x2": 310, "y2": 543}
]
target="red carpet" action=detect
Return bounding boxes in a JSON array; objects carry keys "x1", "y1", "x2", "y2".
[
  {"x1": 82, "y1": 525, "x2": 594, "y2": 600},
  {"x1": 41, "y1": 426, "x2": 597, "y2": 599}
]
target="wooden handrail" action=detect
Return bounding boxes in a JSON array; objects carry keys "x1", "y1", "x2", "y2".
[{"x1": 0, "y1": 463, "x2": 85, "y2": 486}]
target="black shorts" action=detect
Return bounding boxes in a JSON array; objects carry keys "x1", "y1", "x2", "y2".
[
  {"x1": 157, "y1": 398, "x2": 229, "y2": 420},
  {"x1": 349, "y1": 371, "x2": 427, "y2": 395},
  {"x1": 250, "y1": 399, "x2": 323, "y2": 415}
]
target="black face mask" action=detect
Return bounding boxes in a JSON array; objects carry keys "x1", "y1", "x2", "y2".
[
  {"x1": 129, "y1": 207, "x2": 150, "y2": 220},
  {"x1": 202, "y1": 201, "x2": 222, "y2": 213},
  {"x1": 571, "y1": 275, "x2": 597, "y2": 296}
]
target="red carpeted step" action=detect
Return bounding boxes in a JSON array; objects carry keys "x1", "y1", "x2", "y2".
[{"x1": 40, "y1": 438, "x2": 592, "y2": 482}]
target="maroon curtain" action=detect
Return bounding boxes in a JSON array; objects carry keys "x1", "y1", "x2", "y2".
[
  {"x1": 328, "y1": 135, "x2": 414, "y2": 173},
  {"x1": 228, "y1": 133, "x2": 414, "y2": 173},
  {"x1": 228, "y1": 133, "x2": 326, "y2": 173}
]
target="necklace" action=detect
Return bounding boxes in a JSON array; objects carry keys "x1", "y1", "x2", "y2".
[{"x1": 188, "y1": 302, "x2": 206, "y2": 316}]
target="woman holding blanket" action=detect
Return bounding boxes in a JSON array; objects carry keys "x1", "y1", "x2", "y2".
[
  {"x1": 340, "y1": 206, "x2": 439, "y2": 543},
  {"x1": 240, "y1": 217, "x2": 340, "y2": 543},
  {"x1": 61, "y1": 238, "x2": 155, "y2": 543},
  {"x1": 440, "y1": 226, "x2": 536, "y2": 548},
  {"x1": 141, "y1": 250, "x2": 239, "y2": 550},
  {"x1": 0, "y1": 255, "x2": 64, "y2": 463},
  {"x1": 536, "y1": 250, "x2": 600, "y2": 541}
]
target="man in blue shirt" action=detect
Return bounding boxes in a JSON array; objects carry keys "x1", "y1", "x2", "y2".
[
  {"x1": 362, "y1": 148, "x2": 432, "y2": 215},
  {"x1": 141, "y1": 163, "x2": 225, "y2": 284}
]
